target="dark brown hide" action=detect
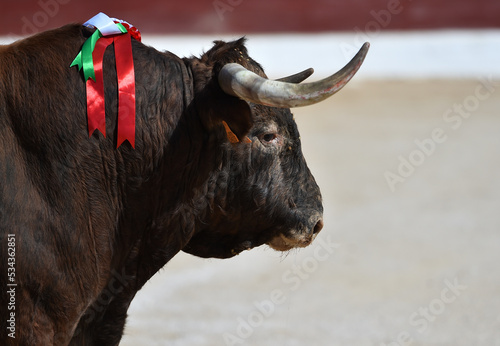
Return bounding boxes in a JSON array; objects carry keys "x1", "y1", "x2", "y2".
[{"x1": 0, "y1": 25, "x2": 323, "y2": 345}]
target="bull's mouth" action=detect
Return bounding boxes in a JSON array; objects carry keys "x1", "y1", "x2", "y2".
[
  {"x1": 184, "y1": 217, "x2": 324, "y2": 258},
  {"x1": 267, "y1": 232, "x2": 317, "y2": 251},
  {"x1": 267, "y1": 218, "x2": 324, "y2": 251}
]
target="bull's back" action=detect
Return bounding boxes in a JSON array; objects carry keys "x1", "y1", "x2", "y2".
[
  {"x1": 0, "y1": 26, "x2": 120, "y2": 342},
  {"x1": 0, "y1": 24, "x2": 124, "y2": 243},
  {"x1": 0, "y1": 24, "x2": 88, "y2": 215},
  {"x1": 1, "y1": 25, "x2": 89, "y2": 145},
  {"x1": 0, "y1": 25, "x2": 85, "y2": 268}
]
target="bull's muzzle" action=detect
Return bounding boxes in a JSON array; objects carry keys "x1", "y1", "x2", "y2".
[{"x1": 267, "y1": 213, "x2": 324, "y2": 251}]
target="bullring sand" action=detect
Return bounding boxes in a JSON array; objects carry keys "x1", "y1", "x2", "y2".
[{"x1": 121, "y1": 79, "x2": 500, "y2": 346}]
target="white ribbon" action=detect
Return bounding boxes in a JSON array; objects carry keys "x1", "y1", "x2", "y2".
[{"x1": 83, "y1": 12, "x2": 123, "y2": 36}]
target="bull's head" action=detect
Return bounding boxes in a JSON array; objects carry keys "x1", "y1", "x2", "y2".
[{"x1": 181, "y1": 39, "x2": 369, "y2": 258}]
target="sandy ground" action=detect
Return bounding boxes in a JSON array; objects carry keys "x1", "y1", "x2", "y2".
[{"x1": 120, "y1": 80, "x2": 500, "y2": 346}]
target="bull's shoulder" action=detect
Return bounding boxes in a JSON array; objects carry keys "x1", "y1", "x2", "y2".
[
  {"x1": 1, "y1": 24, "x2": 83, "y2": 66},
  {"x1": 0, "y1": 24, "x2": 86, "y2": 100},
  {"x1": 2, "y1": 24, "x2": 80, "y2": 50}
]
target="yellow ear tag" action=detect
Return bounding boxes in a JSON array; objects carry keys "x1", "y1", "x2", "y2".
[{"x1": 222, "y1": 121, "x2": 251, "y2": 144}]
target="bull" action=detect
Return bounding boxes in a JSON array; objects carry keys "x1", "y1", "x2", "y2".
[{"x1": 0, "y1": 22, "x2": 368, "y2": 345}]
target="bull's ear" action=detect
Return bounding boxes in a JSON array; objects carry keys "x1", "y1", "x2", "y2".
[{"x1": 194, "y1": 78, "x2": 253, "y2": 141}]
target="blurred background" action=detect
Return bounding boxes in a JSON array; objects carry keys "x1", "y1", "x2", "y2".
[
  {"x1": 2, "y1": 1, "x2": 500, "y2": 345},
  {"x1": 2, "y1": 0, "x2": 500, "y2": 34}
]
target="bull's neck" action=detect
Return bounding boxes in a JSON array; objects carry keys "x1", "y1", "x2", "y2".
[{"x1": 110, "y1": 64, "x2": 226, "y2": 284}]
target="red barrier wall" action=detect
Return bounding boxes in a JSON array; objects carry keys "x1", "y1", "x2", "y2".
[{"x1": 2, "y1": 0, "x2": 500, "y2": 36}]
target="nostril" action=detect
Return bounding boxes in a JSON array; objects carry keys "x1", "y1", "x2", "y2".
[{"x1": 313, "y1": 219, "x2": 324, "y2": 234}]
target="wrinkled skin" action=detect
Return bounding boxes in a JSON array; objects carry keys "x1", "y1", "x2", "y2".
[
  {"x1": 0, "y1": 25, "x2": 323, "y2": 345},
  {"x1": 183, "y1": 103, "x2": 324, "y2": 258},
  {"x1": 182, "y1": 40, "x2": 323, "y2": 258}
]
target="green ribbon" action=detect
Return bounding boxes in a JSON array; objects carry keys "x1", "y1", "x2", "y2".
[{"x1": 70, "y1": 23, "x2": 128, "y2": 82}]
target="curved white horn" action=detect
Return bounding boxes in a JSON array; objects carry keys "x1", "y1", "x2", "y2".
[{"x1": 218, "y1": 42, "x2": 370, "y2": 108}]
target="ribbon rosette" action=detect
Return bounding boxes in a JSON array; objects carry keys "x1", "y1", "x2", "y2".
[{"x1": 71, "y1": 12, "x2": 141, "y2": 148}]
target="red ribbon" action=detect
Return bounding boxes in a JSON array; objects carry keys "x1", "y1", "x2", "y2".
[{"x1": 86, "y1": 33, "x2": 136, "y2": 148}]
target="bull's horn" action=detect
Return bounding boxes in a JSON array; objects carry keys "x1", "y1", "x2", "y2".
[
  {"x1": 276, "y1": 68, "x2": 314, "y2": 83},
  {"x1": 218, "y1": 42, "x2": 369, "y2": 108}
]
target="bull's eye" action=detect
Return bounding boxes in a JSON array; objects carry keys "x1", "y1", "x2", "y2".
[
  {"x1": 259, "y1": 133, "x2": 279, "y2": 144},
  {"x1": 262, "y1": 133, "x2": 277, "y2": 142}
]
